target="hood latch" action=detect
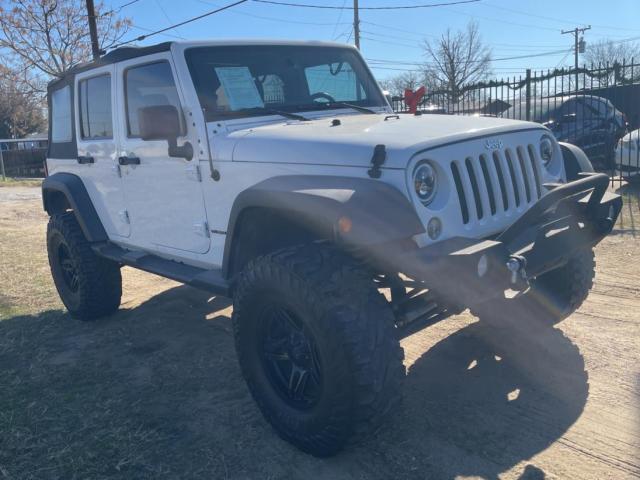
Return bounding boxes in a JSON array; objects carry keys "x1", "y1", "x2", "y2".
[{"x1": 368, "y1": 144, "x2": 386, "y2": 179}]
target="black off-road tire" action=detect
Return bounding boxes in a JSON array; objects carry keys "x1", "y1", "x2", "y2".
[
  {"x1": 529, "y1": 248, "x2": 595, "y2": 321},
  {"x1": 232, "y1": 243, "x2": 405, "y2": 457},
  {"x1": 47, "y1": 212, "x2": 122, "y2": 320},
  {"x1": 474, "y1": 248, "x2": 595, "y2": 326}
]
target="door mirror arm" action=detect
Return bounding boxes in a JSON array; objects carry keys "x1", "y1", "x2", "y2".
[{"x1": 167, "y1": 137, "x2": 193, "y2": 161}]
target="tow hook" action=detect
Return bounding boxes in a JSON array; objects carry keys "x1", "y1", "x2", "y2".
[
  {"x1": 506, "y1": 255, "x2": 528, "y2": 286},
  {"x1": 599, "y1": 204, "x2": 616, "y2": 232}
]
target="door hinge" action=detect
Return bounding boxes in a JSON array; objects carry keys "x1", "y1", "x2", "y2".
[
  {"x1": 186, "y1": 164, "x2": 202, "y2": 182},
  {"x1": 118, "y1": 209, "x2": 130, "y2": 224},
  {"x1": 193, "y1": 220, "x2": 210, "y2": 238}
]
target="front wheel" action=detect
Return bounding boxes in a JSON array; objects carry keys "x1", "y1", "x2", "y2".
[{"x1": 232, "y1": 244, "x2": 405, "y2": 457}]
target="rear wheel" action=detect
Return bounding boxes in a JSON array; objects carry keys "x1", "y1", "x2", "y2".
[
  {"x1": 232, "y1": 243, "x2": 405, "y2": 457},
  {"x1": 47, "y1": 212, "x2": 122, "y2": 320}
]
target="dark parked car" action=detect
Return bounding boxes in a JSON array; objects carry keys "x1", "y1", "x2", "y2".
[{"x1": 502, "y1": 95, "x2": 628, "y2": 168}]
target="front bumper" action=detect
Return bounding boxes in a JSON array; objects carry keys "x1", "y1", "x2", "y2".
[{"x1": 397, "y1": 173, "x2": 621, "y2": 307}]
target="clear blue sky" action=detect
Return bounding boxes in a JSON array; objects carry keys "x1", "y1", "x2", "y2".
[{"x1": 107, "y1": 0, "x2": 640, "y2": 81}]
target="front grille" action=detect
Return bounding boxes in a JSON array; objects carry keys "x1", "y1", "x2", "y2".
[{"x1": 451, "y1": 144, "x2": 543, "y2": 225}]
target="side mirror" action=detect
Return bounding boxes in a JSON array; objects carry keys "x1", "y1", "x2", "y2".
[{"x1": 139, "y1": 105, "x2": 193, "y2": 161}]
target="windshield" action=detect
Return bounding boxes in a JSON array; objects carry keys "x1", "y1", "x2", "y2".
[{"x1": 185, "y1": 45, "x2": 386, "y2": 121}]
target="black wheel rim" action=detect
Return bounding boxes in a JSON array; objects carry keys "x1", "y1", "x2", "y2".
[
  {"x1": 57, "y1": 243, "x2": 79, "y2": 293},
  {"x1": 259, "y1": 304, "x2": 323, "y2": 410}
]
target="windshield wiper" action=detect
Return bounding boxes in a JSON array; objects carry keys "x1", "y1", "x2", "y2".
[
  {"x1": 246, "y1": 107, "x2": 310, "y2": 122},
  {"x1": 324, "y1": 102, "x2": 377, "y2": 115}
]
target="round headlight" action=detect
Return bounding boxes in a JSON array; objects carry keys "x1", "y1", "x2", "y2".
[
  {"x1": 540, "y1": 135, "x2": 554, "y2": 166},
  {"x1": 413, "y1": 162, "x2": 438, "y2": 206}
]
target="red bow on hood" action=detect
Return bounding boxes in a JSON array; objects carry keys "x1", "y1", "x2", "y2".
[{"x1": 404, "y1": 86, "x2": 426, "y2": 114}]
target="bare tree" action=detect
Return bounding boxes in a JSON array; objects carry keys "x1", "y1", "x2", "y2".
[
  {"x1": 0, "y1": 64, "x2": 45, "y2": 138},
  {"x1": 422, "y1": 21, "x2": 492, "y2": 102},
  {"x1": 583, "y1": 38, "x2": 640, "y2": 84},
  {"x1": 0, "y1": 0, "x2": 131, "y2": 91},
  {"x1": 378, "y1": 70, "x2": 425, "y2": 97},
  {"x1": 585, "y1": 39, "x2": 640, "y2": 67}
]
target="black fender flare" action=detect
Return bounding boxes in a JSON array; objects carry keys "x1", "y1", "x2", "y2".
[
  {"x1": 42, "y1": 172, "x2": 108, "y2": 243},
  {"x1": 222, "y1": 175, "x2": 424, "y2": 278},
  {"x1": 560, "y1": 142, "x2": 594, "y2": 181}
]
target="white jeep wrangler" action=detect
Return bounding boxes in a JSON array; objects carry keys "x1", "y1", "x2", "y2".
[{"x1": 43, "y1": 40, "x2": 621, "y2": 456}]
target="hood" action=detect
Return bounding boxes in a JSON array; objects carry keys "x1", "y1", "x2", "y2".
[{"x1": 230, "y1": 113, "x2": 544, "y2": 169}]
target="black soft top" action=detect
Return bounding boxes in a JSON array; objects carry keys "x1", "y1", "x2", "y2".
[{"x1": 47, "y1": 41, "x2": 173, "y2": 91}]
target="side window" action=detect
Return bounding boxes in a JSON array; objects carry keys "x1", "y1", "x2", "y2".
[
  {"x1": 305, "y1": 62, "x2": 365, "y2": 102},
  {"x1": 79, "y1": 74, "x2": 113, "y2": 139},
  {"x1": 51, "y1": 86, "x2": 73, "y2": 143},
  {"x1": 125, "y1": 61, "x2": 183, "y2": 137}
]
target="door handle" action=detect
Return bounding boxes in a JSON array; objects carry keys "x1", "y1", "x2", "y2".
[
  {"x1": 118, "y1": 156, "x2": 141, "y2": 166},
  {"x1": 77, "y1": 156, "x2": 94, "y2": 164}
]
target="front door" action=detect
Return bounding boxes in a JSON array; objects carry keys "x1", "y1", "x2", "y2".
[
  {"x1": 115, "y1": 53, "x2": 210, "y2": 254},
  {"x1": 74, "y1": 65, "x2": 130, "y2": 238}
]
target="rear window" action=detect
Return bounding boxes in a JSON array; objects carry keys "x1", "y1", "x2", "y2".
[{"x1": 51, "y1": 86, "x2": 73, "y2": 143}]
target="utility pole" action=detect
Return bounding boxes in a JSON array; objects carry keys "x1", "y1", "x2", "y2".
[
  {"x1": 85, "y1": 0, "x2": 101, "y2": 60},
  {"x1": 353, "y1": 0, "x2": 360, "y2": 50},
  {"x1": 562, "y1": 25, "x2": 591, "y2": 90}
]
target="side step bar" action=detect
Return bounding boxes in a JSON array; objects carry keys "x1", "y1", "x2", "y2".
[{"x1": 93, "y1": 243, "x2": 230, "y2": 297}]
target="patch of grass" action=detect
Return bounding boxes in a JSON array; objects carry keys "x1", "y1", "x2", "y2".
[{"x1": 0, "y1": 177, "x2": 43, "y2": 188}]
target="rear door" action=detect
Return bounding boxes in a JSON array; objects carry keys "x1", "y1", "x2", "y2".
[
  {"x1": 115, "y1": 53, "x2": 210, "y2": 254},
  {"x1": 74, "y1": 65, "x2": 130, "y2": 238}
]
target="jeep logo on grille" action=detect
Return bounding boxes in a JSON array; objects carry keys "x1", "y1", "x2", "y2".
[{"x1": 484, "y1": 139, "x2": 504, "y2": 150}]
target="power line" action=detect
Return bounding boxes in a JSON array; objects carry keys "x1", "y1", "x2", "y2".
[
  {"x1": 108, "y1": 0, "x2": 248, "y2": 49},
  {"x1": 155, "y1": 0, "x2": 182, "y2": 36},
  {"x1": 360, "y1": 29, "x2": 427, "y2": 43},
  {"x1": 129, "y1": 23, "x2": 186, "y2": 40},
  {"x1": 360, "y1": 20, "x2": 568, "y2": 48},
  {"x1": 360, "y1": 28, "x2": 568, "y2": 52},
  {"x1": 251, "y1": 0, "x2": 481, "y2": 10},
  {"x1": 366, "y1": 48, "x2": 572, "y2": 69},
  {"x1": 554, "y1": 50, "x2": 573, "y2": 70},
  {"x1": 442, "y1": 6, "x2": 560, "y2": 32},
  {"x1": 367, "y1": 59, "x2": 561, "y2": 70},
  {"x1": 330, "y1": 0, "x2": 348, "y2": 40},
  {"x1": 361, "y1": 36, "x2": 422, "y2": 49},
  {"x1": 196, "y1": 0, "x2": 351, "y2": 25},
  {"x1": 488, "y1": 49, "x2": 572, "y2": 62},
  {"x1": 482, "y1": 1, "x2": 640, "y2": 33},
  {"x1": 100, "y1": 0, "x2": 141, "y2": 17}
]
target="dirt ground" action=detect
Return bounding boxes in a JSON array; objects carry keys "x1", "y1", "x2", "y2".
[{"x1": 0, "y1": 183, "x2": 639, "y2": 480}]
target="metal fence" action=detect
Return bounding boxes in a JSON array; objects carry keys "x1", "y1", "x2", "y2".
[
  {"x1": 390, "y1": 60, "x2": 640, "y2": 185},
  {"x1": 0, "y1": 138, "x2": 48, "y2": 179},
  {"x1": 0, "y1": 148, "x2": 47, "y2": 179}
]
